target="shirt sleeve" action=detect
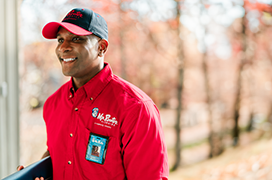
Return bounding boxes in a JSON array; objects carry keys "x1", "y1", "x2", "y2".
[
  {"x1": 120, "y1": 100, "x2": 169, "y2": 180},
  {"x1": 43, "y1": 98, "x2": 50, "y2": 151}
]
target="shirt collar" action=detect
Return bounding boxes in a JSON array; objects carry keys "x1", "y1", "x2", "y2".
[{"x1": 68, "y1": 62, "x2": 113, "y2": 101}]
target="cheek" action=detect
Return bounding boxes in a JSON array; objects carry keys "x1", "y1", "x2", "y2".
[
  {"x1": 83, "y1": 46, "x2": 97, "y2": 59},
  {"x1": 55, "y1": 46, "x2": 59, "y2": 57},
  {"x1": 86, "y1": 40, "x2": 99, "y2": 55}
]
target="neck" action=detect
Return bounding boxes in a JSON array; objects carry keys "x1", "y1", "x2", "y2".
[{"x1": 72, "y1": 62, "x2": 104, "y2": 90}]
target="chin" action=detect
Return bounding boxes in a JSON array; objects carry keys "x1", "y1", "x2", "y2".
[{"x1": 62, "y1": 70, "x2": 73, "y2": 77}]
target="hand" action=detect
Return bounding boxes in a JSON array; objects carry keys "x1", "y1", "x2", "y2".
[
  {"x1": 34, "y1": 178, "x2": 44, "y2": 180},
  {"x1": 17, "y1": 165, "x2": 45, "y2": 180}
]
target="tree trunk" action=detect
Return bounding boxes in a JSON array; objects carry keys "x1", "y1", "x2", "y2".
[
  {"x1": 201, "y1": 28, "x2": 224, "y2": 158},
  {"x1": 172, "y1": 0, "x2": 184, "y2": 171},
  {"x1": 233, "y1": 15, "x2": 247, "y2": 147},
  {"x1": 201, "y1": 36, "x2": 215, "y2": 158},
  {"x1": 118, "y1": 0, "x2": 127, "y2": 80}
]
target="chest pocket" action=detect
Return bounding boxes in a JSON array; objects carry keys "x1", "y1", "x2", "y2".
[{"x1": 76, "y1": 131, "x2": 125, "y2": 179}]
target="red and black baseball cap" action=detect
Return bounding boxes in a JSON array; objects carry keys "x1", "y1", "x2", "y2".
[{"x1": 42, "y1": 8, "x2": 108, "y2": 42}]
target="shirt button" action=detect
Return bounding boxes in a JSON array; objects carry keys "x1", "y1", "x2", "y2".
[
  {"x1": 70, "y1": 133, "x2": 73, "y2": 137},
  {"x1": 90, "y1": 97, "x2": 93, "y2": 100},
  {"x1": 69, "y1": 95, "x2": 72, "y2": 98},
  {"x1": 68, "y1": 161, "x2": 72, "y2": 165},
  {"x1": 75, "y1": 108, "x2": 78, "y2": 111}
]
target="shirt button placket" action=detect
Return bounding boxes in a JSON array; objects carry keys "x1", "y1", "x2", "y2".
[
  {"x1": 66, "y1": 107, "x2": 78, "y2": 179},
  {"x1": 66, "y1": 158, "x2": 73, "y2": 179}
]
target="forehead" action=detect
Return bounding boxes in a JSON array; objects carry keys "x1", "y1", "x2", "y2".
[{"x1": 56, "y1": 27, "x2": 77, "y2": 37}]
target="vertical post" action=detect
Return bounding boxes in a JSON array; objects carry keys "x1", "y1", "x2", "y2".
[
  {"x1": 0, "y1": 1, "x2": 8, "y2": 177},
  {"x1": 6, "y1": 0, "x2": 20, "y2": 173},
  {"x1": 0, "y1": 0, "x2": 20, "y2": 178}
]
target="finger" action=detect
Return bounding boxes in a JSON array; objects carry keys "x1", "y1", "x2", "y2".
[
  {"x1": 17, "y1": 165, "x2": 24, "y2": 171},
  {"x1": 35, "y1": 177, "x2": 44, "y2": 180}
]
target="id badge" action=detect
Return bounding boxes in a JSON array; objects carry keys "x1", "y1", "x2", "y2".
[{"x1": 86, "y1": 133, "x2": 109, "y2": 164}]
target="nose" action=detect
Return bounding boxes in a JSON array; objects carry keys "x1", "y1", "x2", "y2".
[{"x1": 58, "y1": 40, "x2": 72, "y2": 53}]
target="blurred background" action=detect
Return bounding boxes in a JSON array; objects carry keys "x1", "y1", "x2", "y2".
[{"x1": 1, "y1": 0, "x2": 272, "y2": 179}]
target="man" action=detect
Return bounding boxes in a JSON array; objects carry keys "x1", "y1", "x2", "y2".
[{"x1": 20, "y1": 8, "x2": 169, "y2": 180}]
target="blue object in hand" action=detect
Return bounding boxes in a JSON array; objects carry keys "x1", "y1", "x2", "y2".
[{"x1": 2, "y1": 156, "x2": 52, "y2": 180}]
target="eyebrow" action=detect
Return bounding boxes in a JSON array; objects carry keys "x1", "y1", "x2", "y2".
[{"x1": 56, "y1": 31, "x2": 77, "y2": 38}]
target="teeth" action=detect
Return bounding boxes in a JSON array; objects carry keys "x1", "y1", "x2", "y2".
[{"x1": 63, "y1": 58, "x2": 76, "y2": 62}]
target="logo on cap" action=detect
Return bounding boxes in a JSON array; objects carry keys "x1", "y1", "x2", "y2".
[{"x1": 64, "y1": 10, "x2": 83, "y2": 20}]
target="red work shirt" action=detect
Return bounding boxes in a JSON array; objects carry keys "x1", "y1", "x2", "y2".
[{"x1": 43, "y1": 63, "x2": 169, "y2": 180}]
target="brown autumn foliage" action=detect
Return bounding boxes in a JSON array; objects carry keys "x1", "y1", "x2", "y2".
[{"x1": 20, "y1": 0, "x2": 272, "y2": 170}]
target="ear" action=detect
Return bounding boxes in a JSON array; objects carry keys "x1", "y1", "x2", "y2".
[{"x1": 98, "y1": 39, "x2": 108, "y2": 57}]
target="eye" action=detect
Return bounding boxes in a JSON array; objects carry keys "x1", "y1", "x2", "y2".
[
  {"x1": 57, "y1": 38, "x2": 64, "y2": 44},
  {"x1": 72, "y1": 37, "x2": 81, "y2": 42}
]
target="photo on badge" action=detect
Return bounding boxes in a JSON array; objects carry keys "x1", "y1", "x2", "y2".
[
  {"x1": 86, "y1": 133, "x2": 109, "y2": 164},
  {"x1": 91, "y1": 145, "x2": 100, "y2": 157}
]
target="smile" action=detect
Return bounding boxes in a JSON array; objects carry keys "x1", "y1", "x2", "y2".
[{"x1": 61, "y1": 57, "x2": 77, "y2": 62}]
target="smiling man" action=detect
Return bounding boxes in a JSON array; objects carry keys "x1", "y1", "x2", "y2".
[{"x1": 38, "y1": 8, "x2": 168, "y2": 180}]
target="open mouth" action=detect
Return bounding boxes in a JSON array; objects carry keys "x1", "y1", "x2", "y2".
[{"x1": 61, "y1": 57, "x2": 78, "y2": 62}]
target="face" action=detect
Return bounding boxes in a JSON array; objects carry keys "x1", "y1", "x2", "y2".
[{"x1": 55, "y1": 27, "x2": 102, "y2": 83}]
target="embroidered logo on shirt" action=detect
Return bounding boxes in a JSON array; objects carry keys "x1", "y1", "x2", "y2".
[
  {"x1": 97, "y1": 113, "x2": 118, "y2": 126},
  {"x1": 92, "y1": 108, "x2": 99, "y2": 118},
  {"x1": 92, "y1": 108, "x2": 118, "y2": 128}
]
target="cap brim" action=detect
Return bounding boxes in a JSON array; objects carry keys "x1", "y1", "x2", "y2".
[{"x1": 42, "y1": 22, "x2": 93, "y2": 39}]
